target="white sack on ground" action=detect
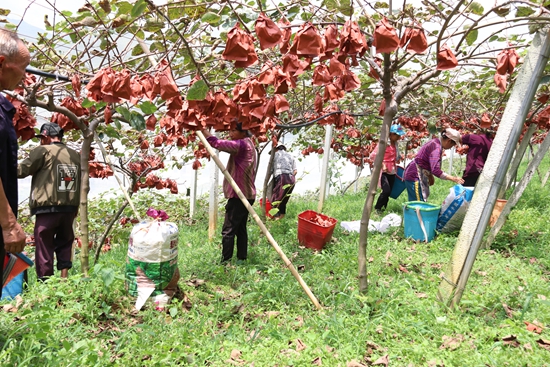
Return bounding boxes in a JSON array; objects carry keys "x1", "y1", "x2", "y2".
[{"x1": 341, "y1": 213, "x2": 402, "y2": 233}]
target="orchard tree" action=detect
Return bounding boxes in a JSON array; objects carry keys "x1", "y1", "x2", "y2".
[{"x1": 4, "y1": 0, "x2": 550, "y2": 292}]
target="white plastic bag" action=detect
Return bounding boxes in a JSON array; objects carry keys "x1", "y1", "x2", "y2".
[{"x1": 437, "y1": 185, "x2": 474, "y2": 233}]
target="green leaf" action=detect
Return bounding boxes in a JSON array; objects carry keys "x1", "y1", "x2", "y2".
[
  {"x1": 466, "y1": 29, "x2": 478, "y2": 46},
  {"x1": 374, "y1": 1, "x2": 389, "y2": 8},
  {"x1": 201, "y1": 12, "x2": 221, "y2": 25},
  {"x1": 0, "y1": 8, "x2": 11, "y2": 16},
  {"x1": 81, "y1": 98, "x2": 95, "y2": 108},
  {"x1": 515, "y1": 6, "x2": 535, "y2": 17},
  {"x1": 62, "y1": 340, "x2": 72, "y2": 351},
  {"x1": 100, "y1": 268, "x2": 115, "y2": 288},
  {"x1": 187, "y1": 80, "x2": 209, "y2": 100},
  {"x1": 466, "y1": 2, "x2": 484, "y2": 16},
  {"x1": 130, "y1": 112, "x2": 146, "y2": 131},
  {"x1": 539, "y1": 75, "x2": 550, "y2": 85},
  {"x1": 116, "y1": 106, "x2": 131, "y2": 121},
  {"x1": 494, "y1": 6, "x2": 510, "y2": 17},
  {"x1": 131, "y1": 44, "x2": 144, "y2": 56},
  {"x1": 139, "y1": 101, "x2": 158, "y2": 114},
  {"x1": 169, "y1": 307, "x2": 178, "y2": 317},
  {"x1": 116, "y1": 2, "x2": 133, "y2": 17},
  {"x1": 131, "y1": 0, "x2": 147, "y2": 18}
]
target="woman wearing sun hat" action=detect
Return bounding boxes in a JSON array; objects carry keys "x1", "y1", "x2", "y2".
[
  {"x1": 369, "y1": 124, "x2": 406, "y2": 212},
  {"x1": 403, "y1": 127, "x2": 464, "y2": 202}
]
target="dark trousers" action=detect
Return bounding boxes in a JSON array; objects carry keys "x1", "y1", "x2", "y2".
[
  {"x1": 375, "y1": 173, "x2": 396, "y2": 211},
  {"x1": 221, "y1": 198, "x2": 255, "y2": 262},
  {"x1": 462, "y1": 174, "x2": 479, "y2": 187},
  {"x1": 272, "y1": 173, "x2": 295, "y2": 215},
  {"x1": 0, "y1": 234, "x2": 5, "y2": 298},
  {"x1": 34, "y1": 212, "x2": 75, "y2": 279}
]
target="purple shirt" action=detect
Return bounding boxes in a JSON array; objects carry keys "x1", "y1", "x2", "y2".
[
  {"x1": 404, "y1": 138, "x2": 443, "y2": 181},
  {"x1": 207, "y1": 135, "x2": 257, "y2": 200},
  {"x1": 462, "y1": 133, "x2": 493, "y2": 178}
]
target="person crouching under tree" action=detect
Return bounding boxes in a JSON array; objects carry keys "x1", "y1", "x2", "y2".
[{"x1": 271, "y1": 144, "x2": 297, "y2": 220}]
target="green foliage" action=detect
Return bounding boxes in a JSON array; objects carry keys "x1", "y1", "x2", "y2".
[
  {"x1": 186, "y1": 79, "x2": 209, "y2": 100},
  {"x1": 130, "y1": 0, "x2": 147, "y2": 18},
  {"x1": 516, "y1": 6, "x2": 535, "y2": 17},
  {"x1": 466, "y1": 1, "x2": 484, "y2": 15},
  {"x1": 201, "y1": 12, "x2": 222, "y2": 25}
]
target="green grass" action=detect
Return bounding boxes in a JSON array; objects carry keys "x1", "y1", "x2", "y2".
[{"x1": 2, "y1": 157, "x2": 550, "y2": 366}]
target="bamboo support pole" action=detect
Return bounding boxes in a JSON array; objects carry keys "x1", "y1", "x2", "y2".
[{"x1": 196, "y1": 130, "x2": 322, "y2": 310}]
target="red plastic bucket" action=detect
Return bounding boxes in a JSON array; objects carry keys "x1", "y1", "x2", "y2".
[
  {"x1": 259, "y1": 198, "x2": 273, "y2": 218},
  {"x1": 297, "y1": 210, "x2": 338, "y2": 251}
]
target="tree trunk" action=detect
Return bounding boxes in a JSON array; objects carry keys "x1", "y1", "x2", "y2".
[
  {"x1": 318, "y1": 125, "x2": 333, "y2": 213},
  {"x1": 94, "y1": 201, "x2": 129, "y2": 264},
  {"x1": 79, "y1": 134, "x2": 93, "y2": 275},
  {"x1": 358, "y1": 53, "x2": 396, "y2": 293}
]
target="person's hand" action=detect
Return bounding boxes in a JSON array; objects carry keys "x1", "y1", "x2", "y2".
[
  {"x1": 451, "y1": 176, "x2": 465, "y2": 185},
  {"x1": 2, "y1": 222, "x2": 26, "y2": 253}
]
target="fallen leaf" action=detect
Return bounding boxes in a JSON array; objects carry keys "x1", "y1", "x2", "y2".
[
  {"x1": 385, "y1": 251, "x2": 392, "y2": 262},
  {"x1": 502, "y1": 335, "x2": 520, "y2": 347},
  {"x1": 312, "y1": 356, "x2": 322, "y2": 365},
  {"x1": 416, "y1": 292, "x2": 428, "y2": 299},
  {"x1": 536, "y1": 338, "x2": 550, "y2": 351},
  {"x1": 475, "y1": 270, "x2": 487, "y2": 276},
  {"x1": 295, "y1": 338, "x2": 307, "y2": 351},
  {"x1": 525, "y1": 321, "x2": 543, "y2": 334},
  {"x1": 524, "y1": 343, "x2": 533, "y2": 351},
  {"x1": 440, "y1": 335, "x2": 464, "y2": 350},
  {"x1": 368, "y1": 257, "x2": 374, "y2": 263},
  {"x1": 372, "y1": 354, "x2": 389, "y2": 366},
  {"x1": 399, "y1": 264, "x2": 409, "y2": 273},
  {"x1": 502, "y1": 303, "x2": 514, "y2": 318},
  {"x1": 529, "y1": 257, "x2": 537, "y2": 264},
  {"x1": 14, "y1": 295, "x2": 23, "y2": 309},
  {"x1": 347, "y1": 361, "x2": 367, "y2": 367},
  {"x1": 231, "y1": 304, "x2": 245, "y2": 314},
  {"x1": 186, "y1": 279, "x2": 206, "y2": 287},
  {"x1": 230, "y1": 349, "x2": 243, "y2": 361}
]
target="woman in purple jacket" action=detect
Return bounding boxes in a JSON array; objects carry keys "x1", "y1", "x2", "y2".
[
  {"x1": 460, "y1": 131, "x2": 494, "y2": 187},
  {"x1": 404, "y1": 128, "x2": 464, "y2": 202}
]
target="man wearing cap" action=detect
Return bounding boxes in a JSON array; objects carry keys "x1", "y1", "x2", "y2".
[
  {"x1": 369, "y1": 124, "x2": 405, "y2": 213},
  {"x1": 271, "y1": 144, "x2": 297, "y2": 220},
  {"x1": 0, "y1": 28, "x2": 30, "y2": 296},
  {"x1": 403, "y1": 128, "x2": 464, "y2": 202},
  {"x1": 17, "y1": 122, "x2": 81, "y2": 279},
  {"x1": 201, "y1": 122, "x2": 257, "y2": 263}
]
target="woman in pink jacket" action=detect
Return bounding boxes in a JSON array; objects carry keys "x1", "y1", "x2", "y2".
[{"x1": 370, "y1": 124, "x2": 405, "y2": 213}]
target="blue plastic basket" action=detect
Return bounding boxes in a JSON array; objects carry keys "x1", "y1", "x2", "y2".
[{"x1": 403, "y1": 201, "x2": 441, "y2": 242}]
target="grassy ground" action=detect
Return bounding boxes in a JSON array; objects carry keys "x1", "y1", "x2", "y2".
[{"x1": 1, "y1": 156, "x2": 550, "y2": 366}]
